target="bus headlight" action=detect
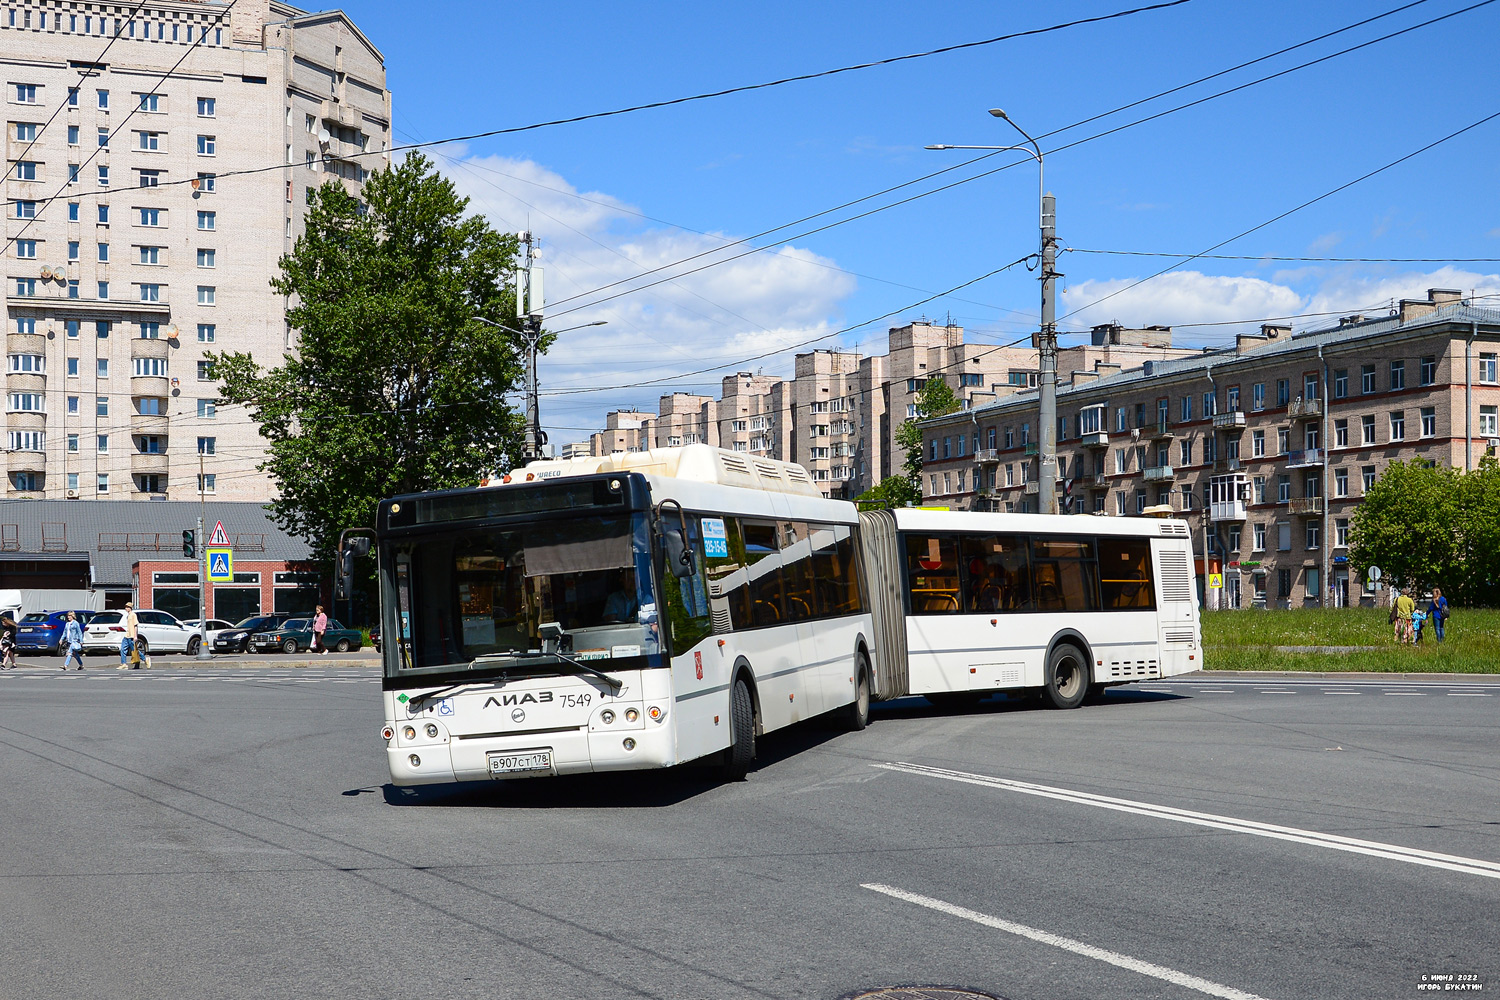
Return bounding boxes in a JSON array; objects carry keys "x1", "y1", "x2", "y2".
[
  {"x1": 409, "y1": 754, "x2": 421, "y2": 767},
  {"x1": 424, "y1": 724, "x2": 439, "y2": 738},
  {"x1": 600, "y1": 709, "x2": 615, "y2": 724},
  {"x1": 624, "y1": 708, "x2": 639, "y2": 723},
  {"x1": 622, "y1": 738, "x2": 636, "y2": 751},
  {"x1": 403, "y1": 725, "x2": 416, "y2": 740},
  {"x1": 647, "y1": 705, "x2": 663, "y2": 722}
]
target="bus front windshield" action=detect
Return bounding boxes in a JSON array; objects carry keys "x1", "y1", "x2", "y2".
[{"x1": 389, "y1": 512, "x2": 660, "y2": 674}]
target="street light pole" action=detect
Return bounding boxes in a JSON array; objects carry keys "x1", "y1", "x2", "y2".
[{"x1": 927, "y1": 108, "x2": 1060, "y2": 514}]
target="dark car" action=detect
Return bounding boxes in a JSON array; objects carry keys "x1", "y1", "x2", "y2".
[
  {"x1": 253, "y1": 617, "x2": 363, "y2": 654},
  {"x1": 15, "y1": 610, "x2": 96, "y2": 654},
  {"x1": 212, "y1": 614, "x2": 291, "y2": 653},
  {"x1": 370, "y1": 624, "x2": 381, "y2": 652}
]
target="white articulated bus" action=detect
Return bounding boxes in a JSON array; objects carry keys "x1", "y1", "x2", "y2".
[
  {"x1": 376, "y1": 446, "x2": 873, "y2": 786},
  {"x1": 857, "y1": 508, "x2": 1202, "y2": 709}
]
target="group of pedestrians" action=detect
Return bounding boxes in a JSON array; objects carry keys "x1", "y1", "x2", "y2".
[{"x1": 1390, "y1": 587, "x2": 1450, "y2": 645}]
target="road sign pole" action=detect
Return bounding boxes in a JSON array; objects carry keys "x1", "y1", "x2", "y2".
[{"x1": 196, "y1": 516, "x2": 211, "y2": 659}]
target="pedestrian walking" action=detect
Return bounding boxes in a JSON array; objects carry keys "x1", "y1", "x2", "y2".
[
  {"x1": 118, "y1": 602, "x2": 149, "y2": 669},
  {"x1": 60, "y1": 611, "x2": 84, "y2": 670},
  {"x1": 1428, "y1": 587, "x2": 1450, "y2": 644},
  {"x1": 0, "y1": 615, "x2": 17, "y2": 669},
  {"x1": 1393, "y1": 589, "x2": 1416, "y2": 645},
  {"x1": 312, "y1": 605, "x2": 328, "y2": 655}
]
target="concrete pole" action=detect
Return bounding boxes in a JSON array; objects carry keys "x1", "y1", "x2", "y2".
[{"x1": 1038, "y1": 193, "x2": 1059, "y2": 515}]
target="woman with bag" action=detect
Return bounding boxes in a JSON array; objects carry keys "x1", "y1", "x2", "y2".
[
  {"x1": 312, "y1": 605, "x2": 328, "y2": 655},
  {"x1": 0, "y1": 615, "x2": 17, "y2": 669},
  {"x1": 60, "y1": 612, "x2": 84, "y2": 670}
]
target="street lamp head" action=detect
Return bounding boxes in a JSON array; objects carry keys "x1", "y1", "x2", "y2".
[
  {"x1": 924, "y1": 144, "x2": 949, "y2": 150},
  {"x1": 988, "y1": 108, "x2": 1008, "y2": 119}
]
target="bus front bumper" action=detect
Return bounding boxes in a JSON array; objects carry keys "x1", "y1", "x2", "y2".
[{"x1": 386, "y1": 722, "x2": 676, "y2": 786}]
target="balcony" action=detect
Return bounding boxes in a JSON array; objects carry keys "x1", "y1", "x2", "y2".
[
  {"x1": 1143, "y1": 465, "x2": 1175, "y2": 482},
  {"x1": 6, "y1": 332, "x2": 46, "y2": 354},
  {"x1": 6, "y1": 289, "x2": 170, "y2": 314},
  {"x1": 1287, "y1": 398, "x2": 1322, "y2": 419},
  {"x1": 130, "y1": 411, "x2": 169, "y2": 433},
  {"x1": 1087, "y1": 470, "x2": 1110, "y2": 488},
  {"x1": 130, "y1": 337, "x2": 171, "y2": 360},
  {"x1": 1210, "y1": 500, "x2": 1247, "y2": 522},
  {"x1": 1289, "y1": 496, "x2": 1324, "y2": 516},
  {"x1": 130, "y1": 451, "x2": 170, "y2": 475},
  {"x1": 5, "y1": 372, "x2": 45, "y2": 393},
  {"x1": 1081, "y1": 431, "x2": 1110, "y2": 449},
  {"x1": 1147, "y1": 419, "x2": 1173, "y2": 440},
  {"x1": 1285, "y1": 448, "x2": 1324, "y2": 468},
  {"x1": 973, "y1": 448, "x2": 1000, "y2": 463},
  {"x1": 5, "y1": 410, "x2": 45, "y2": 430},
  {"x1": 6, "y1": 450, "x2": 45, "y2": 474},
  {"x1": 131, "y1": 375, "x2": 170, "y2": 397},
  {"x1": 1023, "y1": 481, "x2": 1039, "y2": 495},
  {"x1": 1213, "y1": 457, "x2": 1243, "y2": 472},
  {"x1": 1212, "y1": 410, "x2": 1247, "y2": 430},
  {"x1": 1023, "y1": 442, "x2": 1038, "y2": 457}
]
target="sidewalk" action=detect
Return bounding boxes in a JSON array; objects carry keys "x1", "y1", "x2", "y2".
[
  {"x1": 10, "y1": 648, "x2": 381, "y2": 670},
  {"x1": 1182, "y1": 669, "x2": 1500, "y2": 683}
]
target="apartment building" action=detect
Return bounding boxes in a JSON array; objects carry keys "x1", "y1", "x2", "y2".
[
  {"x1": 716, "y1": 370, "x2": 784, "y2": 458},
  {"x1": 588, "y1": 409, "x2": 654, "y2": 456},
  {"x1": 919, "y1": 290, "x2": 1500, "y2": 609},
  {"x1": 653, "y1": 392, "x2": 716, "y2": 449},
  {"x1": 3, "y1": 0, "x2": 390, "y2": 501}
]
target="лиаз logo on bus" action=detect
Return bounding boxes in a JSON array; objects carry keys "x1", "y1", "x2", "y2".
[{"x1": 702, "y1": 517, "x2": 728, "y2": 558}]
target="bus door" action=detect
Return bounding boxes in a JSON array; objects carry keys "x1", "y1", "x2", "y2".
[{"x1": 1153, "y1": 538, "x2": 1198, "y2": 672}]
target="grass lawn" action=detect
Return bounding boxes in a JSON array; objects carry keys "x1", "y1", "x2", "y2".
[{"x1": 1201, "y1": 607, "x2": 1500, "y2": 673}]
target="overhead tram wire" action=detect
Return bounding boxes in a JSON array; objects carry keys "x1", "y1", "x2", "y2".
[
  {"x1": 1068, "y1": 248, "x2": 1500, "y2": 264},
  {"x1": 538, "y1": 0, "x2": 1497, "y2": 321},
  {"x1": 3, "y1": 0, "x2": 238, "y2": 257},
  {"x1": 1057, "y1": 106, "x2": 1500, "y2": 326},
  {"x1": 4, "y1": 0, "x2": 153, "y2": 170}
]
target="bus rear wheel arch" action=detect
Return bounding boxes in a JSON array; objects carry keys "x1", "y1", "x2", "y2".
[
  {"x1": 842, "y1": 649, "x2": 871, "y2": 731},
  {"x1": 1043, "y1": 642, "x2": 1090, "y2": 710}
]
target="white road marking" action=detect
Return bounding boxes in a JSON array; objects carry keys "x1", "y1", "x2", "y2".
[
  {"x1": 1322, "y1": 691, "x2": 1361, "y2": 695},
  {"x1": 1383, "y1": 692, "x2": 1426, "y2": 696},
  {"x1": 1194, "y1": 689, "x2": 1235, "y2": 693},
  {"x1": 1258, "y1": 690, "x2": 1296, "y2": 695},
  {"x1": 875, "y1": 762, "x2": 1500, "y2": 881},
  {"x1": 862, "y1": 884, "x2": 1273, "y2": 1000},
  {"x1": 1448, "y1": 693, "x2": 1490, "y2": 697}
]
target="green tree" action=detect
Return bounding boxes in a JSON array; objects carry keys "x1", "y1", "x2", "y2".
[
  {"x1": 1451, "y1": 456, "x2": 1500, "y2": 603},
  {"x1": 857, "y1": 376, "x2": 962, "y2": 508},
  {"x1": 212, "y1": 153, "x2": 526, "y2": 562},
  {"x1": 1348, "y1": 459, "x2": 1459, "y2": 597}
]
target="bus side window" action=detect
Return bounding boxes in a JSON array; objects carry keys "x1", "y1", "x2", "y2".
[
  {"x1": 960, "y1": 533, "x2": 1031, "y2": 613},
  {"x1": 780, "y1": 521, "x2": 816, "y2": 623},
  {"x1": 663, "y1": 515, "x2": 712, "y2": 653},
  {"x1": 1030, "y1": 537, "x2": 1101, "y2": 612},
  {"x1": 1098, "y1": 537, "x2": 1155, "y2": 609},
  {"x1": 741, "y1": 520, "x2": 785, "y2": 627},
  {"x1": 811, "y1": 523, "x2": 863, "y2": 617},
  {"x1": 904, "y1": 534, "x2": 961, "y2": 614},
  {"x1": 702, "y1": 516, "x2": 749, "y2": 633}
]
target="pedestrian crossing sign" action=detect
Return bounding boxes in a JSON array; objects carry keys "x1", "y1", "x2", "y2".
[{"x1": 207, "y1": 547, "x2": 233, "y2": 582}]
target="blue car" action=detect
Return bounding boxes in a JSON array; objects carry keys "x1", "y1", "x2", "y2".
[{"x1": 15, "y1": 610, "x2": 97, "y2": 655}]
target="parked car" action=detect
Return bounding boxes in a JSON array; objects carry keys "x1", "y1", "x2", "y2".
[
  {"x1": 82, "y1": 609, "x2": 203, "y2": 656},
  {"x1": 184, "y1": 619, "x2": 236, "y2": 648},
  {"x1": 252, "y1": 617, "x2": 363, "y2": 654},
  {"x1": 211, "y1": 614, "x2": 292, "y2": 654},
  {"x1": 370, "y1": 624, "x2": 381, "y2": 652},
  {"x1": 15, "y1": 610, "x2": 96, "y2": 654}
]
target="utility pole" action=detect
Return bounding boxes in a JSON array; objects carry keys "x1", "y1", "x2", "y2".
[
  {"x1": 1037, "y1": 192, "x2": 1060, "y2": 515},
  {"x1": 516, "y1": 232, "x2": 546, "y2": 463},
  {"x1": 196, "y1": 451, "x2": 210, "y2": 658}
]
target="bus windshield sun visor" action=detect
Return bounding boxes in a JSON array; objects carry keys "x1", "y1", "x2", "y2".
[{"x1": 523, "y1": 522, "x2": 634, "y2": 578}]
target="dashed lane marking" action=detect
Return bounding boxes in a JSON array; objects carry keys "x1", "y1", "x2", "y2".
[
  {"x1": 862, "y1": 884, "x2": 1273, "y2": 1000},
  {"x1": 876, "y1": 762, "x2": 1500, "y2": 882}
]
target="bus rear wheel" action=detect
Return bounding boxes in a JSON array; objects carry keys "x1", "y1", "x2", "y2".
[
  {"x1": 1043, "y1": 644, "x2": 1090, "y2": 710},
  {"x1": 842, "y1": 653, "x2": 871, "y2": 731},
  {"x1": 722, "y1": 677, "x2": 756, "y2": 781}
]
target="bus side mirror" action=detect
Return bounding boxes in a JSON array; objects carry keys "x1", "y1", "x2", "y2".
[{"x1": 663, "y1": 527, "x2": 696, "y2": 579}]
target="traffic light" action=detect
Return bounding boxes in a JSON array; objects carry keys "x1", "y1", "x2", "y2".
[{"x1": 182, "y1": 529, "x2": 195, "y2": 559}]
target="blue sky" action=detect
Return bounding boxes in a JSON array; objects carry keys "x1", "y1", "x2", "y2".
[{"x1": 342, "y1": 0, "x2": 1500, "y2": 444}]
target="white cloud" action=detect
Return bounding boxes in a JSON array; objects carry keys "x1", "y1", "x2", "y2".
[
  {"x1": 432, "y1": 153, "x2": 856, "y2": 439},
  {"x1": 1302, "y1": 266, "x2": 1500, "y2": 318},
  {"x1": 1060, "y1": 271, "x2": 1303, "y2": 341}
]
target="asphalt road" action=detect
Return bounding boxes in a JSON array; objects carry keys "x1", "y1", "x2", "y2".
[{"x1": 1, "y1": 668, "x2": 1495, "y2": 1000}]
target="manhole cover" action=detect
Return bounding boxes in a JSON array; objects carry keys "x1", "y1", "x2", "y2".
[{"x1": 841, "y1": 988, "x2": 1008, "y2": 1000}]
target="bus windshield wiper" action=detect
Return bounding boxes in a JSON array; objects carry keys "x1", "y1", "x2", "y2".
[
  {"x1": 503, "y1": 650, "x2": 624, "y2": 693},
  {"x1": 404, "y1": 682, "x2": 471, "y2": 710}
]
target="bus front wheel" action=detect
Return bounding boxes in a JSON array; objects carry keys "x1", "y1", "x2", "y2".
[
  {"x1": 723, "y1": 677, "x2": 756, "y2": 781},
  {"x1": 842, "y1": 653, "x2": 871, "y2": 731},
  {"x1": 1043, "y1": 644, "x2": 1090, "y2": 710}
]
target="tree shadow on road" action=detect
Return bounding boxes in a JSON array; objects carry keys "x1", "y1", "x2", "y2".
[
  {"x1": 872, "y1": 686, "x2": 1186, "y2": 722},
  {"x1": 375, "y1": 714, "x2": 850, "y2": 810}
]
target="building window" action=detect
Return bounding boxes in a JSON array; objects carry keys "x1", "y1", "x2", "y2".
[
  {"x1": 1333, "y1": 418, "x2": 1347, "y2": 448},
  {"x1": 1420, "y1": 356, "x2": 1436, "y2": 386},
  {"x1": 14, "y1": 278, "x2": 35, "y2": 296},
  {"x1": 67, "y1": 124, "x2": 79, "y2": 145},
  {"x1": 1361, "y1": 365, "x2": 1374, "y2": 394},
  {"x1": 196, "y1": 172, "x2": 216, "y2": 192},
  {"x1": 197, "y1": 324, "x2": 215, "y2": 343},
  {"x1": 1304, "y1": 374, "x2": 1319, "y2": 399},
  {"x1": 67, "y1": 434, "x2": 78, "y2": 453},
  {"x1": 1362, "y1": 465, "x2": 1376, "y2": 493},
  {"x1": 1307, "y1": 522, "x2": 1320, "y2": 550},
  {"x1": 97, "y1": 126, "x2": 109, "y2": 148},
  {"x1": 67, "y1": 394, "x2": 79, "y2": 413},
  {"x1": 197, "y1": 286, "x2": 216, "y2": 305},
  {"x1": 139, "y1": 284, "x2": 160, "y2": 302},
  {"x1": 139, "y1": 322, "x2": 159, "y2": 340},
  {"x1": 13, "y1": 161, "x2": 36, "y2": 181},
  {"x1": 1253, "y1": 523, "x2": 1266, "y2": 552},
  {"x1": 137, "y1": 131, "x2": 160, "y2": 151},
  {"x1": 1360, "y1": 415, "x2": 1375, "y2": 446},
  {"x1": 7, "y1": 354, "x2": 44, "y2": 374},
  {"x1": 1390, "y1": 360, "x2": 1405, "y2": 391},
  {"x1": 65, "y1": 320, "x2": 79, "y2": 339},
  {"x1": 136, "y1": 397, "x2": 162, "y2": 415},
  {"x1": 1277, "y1": 475, "x2": 1290, "y2": 503},
  {"x1": 96, "y1": 434, "x2": 109, "y2": 455},
  {"x1": 1333, "y1": 369, "x2": 1348, "y2": 398},
  {"x1": 96, "y1": 474, "x2": 108, "y2": 494},
  {"x1": 138, "y1": 245, "x2": 160, "y2": 265},
  {"x1": 1420, "y1": 407, "x2": 1436, "y2": 438},
  {"x1": 1275, "y1": 427, "x2": 1287, "y2": 455},
  {"x1": 197, "y1": 211, "x2": 215, "y2": 230},
  {"x1": 133, "y1": 357, "x2": 167, "y2": 377},
  {"x1": 1478, "y1": 353, "x2": 1498, "y2": 383},
  {"x1": 197, "y1": 135, "x2": 216, "y2": 156},
  {"x1": 96, "y1": 89, "x2": 109, "y2": 109},
  {"x1": 97, "y1": 204, "x2": 108, "y2": 224},
  {"x1": 197, "y1": 97, "x2": 216, "y2": 117},
  {"x1": 197, "y1": 399, "x2": 216, "y2": 418},
  {"x1": 197, "y1": 249, "x2": 216, "y2": 268},
  {"x1": 198, "y1": 473, "x2": 216, "y2": 494},
  {"x1": 1335, "y1": 519, "x2": 1349, "y2": 548},
  {"x1": 1389, "y1": 411, "x2": 1405, "y2": 441},
  {"x1": 14, "y1": 201, "x2": 35, "y2": 219},
  {"x1": 1179, "y1": 438, "x2": 1192, "y2": 466},
  {"x1": 96, "y1": 396, "x2": 108, "y2": 417},
  {"x1": 1479, "y1": 405, "x2": 1499, "y2": 438},
  {"x1": 196, "y1": 360, "x2": 214, "y2": 381},
  {"x1": 14, "y1": 238, "x2": 36, "y2": 258},
  {"x1": 197, "y1": 436, "x2": 216, "y2": 455}
]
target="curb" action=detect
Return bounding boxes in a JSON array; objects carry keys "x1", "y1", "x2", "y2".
[{"x1": 1182, "y1": 669, "x2": 1500, "y2": 683}]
